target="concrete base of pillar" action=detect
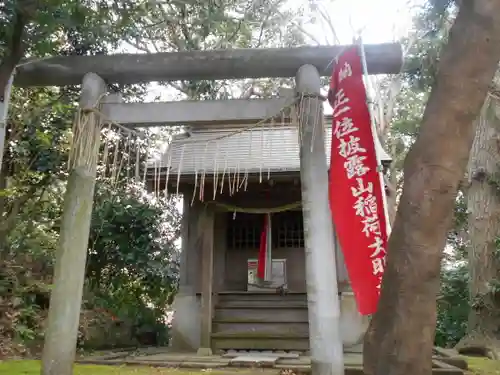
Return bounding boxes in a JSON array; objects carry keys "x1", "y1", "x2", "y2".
[
  {"x1": 169, "y1": 288, "x2": 201, "y2": 352},
  {"x1": 340, "y1": 292, "x2": 369, "y2": 349},
  {"x1": 196, "y1": 347, "x2": 213, "y2": 356}
]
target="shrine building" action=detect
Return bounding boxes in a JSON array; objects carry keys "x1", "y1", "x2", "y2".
[{"x1": 151, "y1": 93, "x2": 392, "y2": 354}]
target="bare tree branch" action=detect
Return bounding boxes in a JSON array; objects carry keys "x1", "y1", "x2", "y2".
[{"x1": 316, "y1": 3, "x2": 340, "y2": 45}]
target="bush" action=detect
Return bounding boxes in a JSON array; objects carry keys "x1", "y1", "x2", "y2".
[
  {"x1": 435, "y1": 263, "x2": 469, "y2": 347},
  {"x1": 83, "y1": 181, "x2": 181, "y2": 347}
]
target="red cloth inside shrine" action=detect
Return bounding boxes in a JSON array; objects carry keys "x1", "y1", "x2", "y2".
[{"x1": 257, "y1": 214, "x2": 269, "y2": 279}]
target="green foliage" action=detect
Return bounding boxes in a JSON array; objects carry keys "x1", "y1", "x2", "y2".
[
  {"x1": 85, "y1": 181, "x2": 181, "y2": 346},
  {"x1": 435, "y1": 264, "x2": 469, "y2": 347},
  {"x1": 1, "y1": 176, "x2": 181, "y2": 351},
  {"x1": 404, "y1": 1, "x2": 456, "y2": 91},
  {"x1": 4, "y1": 86, "x2": 72, "y2": 198},
  {"x1": 0, "y1": 0, "x2": 149, "y2": 57},
  {"x1": 435, "y1": 192, "x2": 469, "y2": 347},
  {"x1": 384, "y1": 83, "x2": 428, "y2": 185},
  {"x1": 88, "y1": 182, "x2": 180, "y2": 295},
  {"x1": 0, "y1": 253, "x2": 51, "y2": 356},
  {"x1": 447, "y1": 191, "x2": 468, "y2": 256}
]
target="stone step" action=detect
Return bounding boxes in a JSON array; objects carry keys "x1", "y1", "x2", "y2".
[
  {"x1": 217, "y1": 299, "x2": 308, "y2": 308},
  {"x1": 217, "y1": 292, "x2": 307, "y2": 302},
  {"x1": 214, "y1": 307, "x2": 308, "y2": 322},
  {"x1": 213, "y1": 321, "x2": 309, "y2": 336},
  {"x1": 212, "y1": 332, "x2": 310, "y2": 351},
  {"x1": 221, "y1": 350, "x2": 302, "y2": 358}
]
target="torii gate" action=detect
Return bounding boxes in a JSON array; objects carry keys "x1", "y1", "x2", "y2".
[{"x1": 3, "y1": 43, "x2": 403, "y2": 375}]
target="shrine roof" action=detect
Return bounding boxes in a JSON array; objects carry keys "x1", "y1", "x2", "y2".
[{"x1": 158, "y1": 124, "x2": 391, "y2": 177}]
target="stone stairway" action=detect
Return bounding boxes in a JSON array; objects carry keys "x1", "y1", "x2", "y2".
[{"x1": 211, "y1": 292, "x2": 309, "y2": 352}]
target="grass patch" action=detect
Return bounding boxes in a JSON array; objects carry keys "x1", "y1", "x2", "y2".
[
  {"x1": 466, "y1": 357, "x2": 500, "y2": 375},
  {"x1": 5, "y1": 357, "x2": 500, "y2": 375},
  {"x1": 0, "y1": 360, "x2": 278, "y2": 375},
  {"x1": 0, "y1": 360, "x2": 169, "y2": 375}
]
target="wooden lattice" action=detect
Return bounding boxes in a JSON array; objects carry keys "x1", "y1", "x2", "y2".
[{"x1": 226, "y1": 211, "x2": 304, "y2": 249}]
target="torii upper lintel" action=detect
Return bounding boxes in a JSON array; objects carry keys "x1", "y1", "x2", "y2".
[{"x1": 14, "y1": 43, "x2": 403, "y2": 87}]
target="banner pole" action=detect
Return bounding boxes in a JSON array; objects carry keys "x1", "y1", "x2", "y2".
[{"x1": 357, "y1": 37, "x2": 392, "y2": 235}]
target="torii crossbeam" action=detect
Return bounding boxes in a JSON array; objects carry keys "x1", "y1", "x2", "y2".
[{"x1": 15, "y1": 43, "x2": 402, "y2": 87}]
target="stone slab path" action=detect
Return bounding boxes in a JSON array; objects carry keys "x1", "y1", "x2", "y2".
[{"x1": 77, "y1": 347, "x2": 467, "y2": 374}]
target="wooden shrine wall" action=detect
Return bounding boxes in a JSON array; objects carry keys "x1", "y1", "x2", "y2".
[{"x1": 179, "y1": 180, "x2": 349, "y2": 294}]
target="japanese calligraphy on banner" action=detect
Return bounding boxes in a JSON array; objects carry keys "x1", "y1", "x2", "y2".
[{"x1": 327, "y1": 46, "x2": 389, "y2": 316}]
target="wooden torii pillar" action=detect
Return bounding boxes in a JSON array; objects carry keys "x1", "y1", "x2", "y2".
[
  {"x1": 41, "y1": 73, "x2": 107, "y2": 375},
  {"x1": 296, "y1": 65, "x2": 343, "y2": 375}
]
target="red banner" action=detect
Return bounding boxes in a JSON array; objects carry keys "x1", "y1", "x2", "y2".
[
  {"x1": 327, "y1": 46, "x2": 389, "y2": 315},
  {"x1": 257, "y1": 214, "x2": 269, "y2": 279}
]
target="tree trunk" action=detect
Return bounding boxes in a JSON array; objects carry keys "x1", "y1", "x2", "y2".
[
  {"x1": 455, "y1": 92, "x2": 500, "y2": 359},
  {"x1": 363, "y1": 2, "x2": 500, "y2": 375}
]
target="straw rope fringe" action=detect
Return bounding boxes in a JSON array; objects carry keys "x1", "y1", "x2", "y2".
[
  {"x1": 72, "y1": 90, "x2": 328, "y2": 202},
  {"x1": 70, "y1": 96, "x2": 146, "y2": 188},
  {"x1": 69, "y1": 94, "x2": 105, "y2": 173}
]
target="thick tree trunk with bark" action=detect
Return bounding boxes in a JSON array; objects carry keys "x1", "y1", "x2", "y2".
[
  {"x1": 363, "y1": 2, "x2": 500, "y2": 375},
  {"x1": 455, "y1": 93, "x2": 500, "y2": 359}
]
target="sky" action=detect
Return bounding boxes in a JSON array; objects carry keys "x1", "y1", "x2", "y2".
[
  {"x1": 310, "y1": 0, "x2": 424, "y2": 44},
  {"x1": 143, "y1": 0, "x2": 424, "y2": 101}
]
